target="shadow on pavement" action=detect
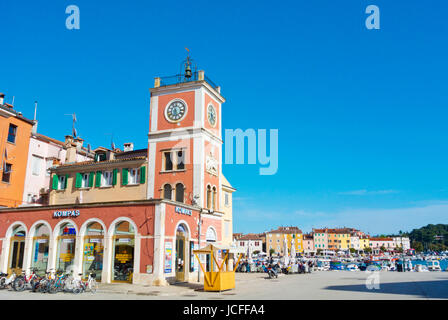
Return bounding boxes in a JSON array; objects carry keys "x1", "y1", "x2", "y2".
[
  {"x1": 171, "y1": 282, "x2": 203, "y2": 291},
  {"x1": 325, "y1": 280, "x2": 448, "y2": 299}
]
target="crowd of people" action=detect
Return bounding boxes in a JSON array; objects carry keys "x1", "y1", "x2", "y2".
[{"x1": 236, "y1": 256, "x2": 317, "y2": 275}]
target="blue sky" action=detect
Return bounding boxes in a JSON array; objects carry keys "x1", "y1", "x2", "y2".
[{"x1": 1, "y1": 1, "x2": 447, "y2": 235}]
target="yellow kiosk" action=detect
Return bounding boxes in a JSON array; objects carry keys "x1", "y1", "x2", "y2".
[{"x1": 193, "y1": 244, "x2": 244, "y2": 292}]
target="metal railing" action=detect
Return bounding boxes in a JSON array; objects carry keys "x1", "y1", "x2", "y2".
[{"x1": 158, "y1": 72, "x2": 219, "y2": 91}]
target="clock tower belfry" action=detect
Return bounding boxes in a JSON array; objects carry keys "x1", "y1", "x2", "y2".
[{"x1": 147, "y1": 59, "x2": 225, "y2": 212}]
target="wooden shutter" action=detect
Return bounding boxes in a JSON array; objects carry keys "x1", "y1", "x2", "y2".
[
  {"x1": 52, "y1": 175, "x2": 59, "y2": 190},
  {"x1": 112, "y1": 169, "x2": 118, "y2": 186},
  {"x1": 75, "y1": 173, "x2": 82, "y2": 188},
  {"x1": 139, "y1": 166, "x2": 146, "y2": 184},
  {"x1": 89, "y1": 172, "x2": 94, "y2": 187},
  {"x1": 95, "y1": 171, "x2": 102, "y2": 187},
  {"x1": 122, "y1": 168, "x2": 128, "y2": 185}
]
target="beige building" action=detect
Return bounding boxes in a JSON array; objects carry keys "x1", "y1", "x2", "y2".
[
  {"x1": 265, "y1": 226, "x2": 303, "y2": 256},
  {"x1": 220, "y1": 174, "x2": 235, "y2": 246},
  {"x1": 49, "y1": 138, "x2": 148, "y2": 205}
]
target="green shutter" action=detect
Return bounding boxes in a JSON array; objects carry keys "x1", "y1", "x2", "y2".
[
  {"x1": 112, "y1": 169, "x2": 118, "y2": 186},
  {"x1": 122, "y1": 168, "x2": 128, "y2": 185},
  {"x1": 140, "y1": 166, "x2": 146, "y2": 184},
  {"x1": 89, "y1": 172, "x2": 94, "y2": 187},
  {"x1": 64, "y1": 174, "x2": 69, "y2": 189},
  {"x1": 95, "y1": 171, "x2": 102, "y2": 187},
  {"x1": 52, "y1": 175, "x2": 59, "y2": 190},
  {"x1": 75, "y1": 173, "x2": 82, "y2": 188}
]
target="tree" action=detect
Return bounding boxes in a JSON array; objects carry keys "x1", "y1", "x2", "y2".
[
  {"x1": 364, "y1": 247, "x2": 372, "y2": 253},
  {"x1": 349, "y1": 248, "x2": 356, "y2": 254},
  {"x1": 412, "y1": 241, "x2": 424, "y2": 252},
  {"x1": 380, "y1": 246, "x2": 387, "y2": 252},
  {"x1": 253, "y1": 250, "x2": 260, "y2": 255},
  {"x1": 269, "y1": 248, "x2": 275, "y2": 256}
]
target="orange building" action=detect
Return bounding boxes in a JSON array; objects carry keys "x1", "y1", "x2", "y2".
[{"x1": 0, "y1": 94, "x2": 34, "y2": 207}]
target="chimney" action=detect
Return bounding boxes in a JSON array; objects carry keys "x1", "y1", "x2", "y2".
[
  {"x1": 0, "y1": 93, "x2": 4, "y2": 105},
  {"x1": 123, "y1": 142, "x2": 134, "y2": 152},
  {"x1": 32, "y1": 120, "x2": 38, "y2": 134},
  {"x1": 64, "y1": 135, "x2": 77, "y2": 163},
  {"x1": 74, "y1": 137, "x2": 84, "y2": 151}
]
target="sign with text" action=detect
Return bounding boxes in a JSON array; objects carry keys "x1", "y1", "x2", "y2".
[
  {"x1": 175, "y1": 206, "x2": 192, "y2": 216},
  {"x1": 53, "y1": 210, "x2": 80, "y2": 218}
]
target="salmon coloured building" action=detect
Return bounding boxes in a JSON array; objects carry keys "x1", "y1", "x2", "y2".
[{"x1": 0, "y1": 62, "x2": 235, "y2": 286}]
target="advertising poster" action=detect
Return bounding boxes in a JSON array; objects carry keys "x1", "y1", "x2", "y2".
[{"x1": 164, "y1": 241, "x2": 172, "y2": 273}]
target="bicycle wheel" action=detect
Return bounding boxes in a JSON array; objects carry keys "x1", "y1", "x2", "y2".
[{"x1": 13, "y1": 277, "x2": 25, "y2": 292}]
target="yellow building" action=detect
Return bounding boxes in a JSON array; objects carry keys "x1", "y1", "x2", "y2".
[
  {"x1": 220, "y1": 174, "x2": 235, "y2": 246},
  {"x1": 359, "y1": 237, "x2": 370, "y2": 250},
  {"x1": 265, "y1": 226, "x2": 303, "y2": 256},
  {"x1": 328, "y1": 229, "x2": 351, "y2": 251}
]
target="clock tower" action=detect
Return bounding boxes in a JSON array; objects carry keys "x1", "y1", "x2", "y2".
[{"x1": 147, "y1": 60, "x2": 225, "y2": 213}]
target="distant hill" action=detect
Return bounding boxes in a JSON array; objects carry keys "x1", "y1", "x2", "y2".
[{"x1": 408, "y1": 224, "x2": 448, "y2": 252}]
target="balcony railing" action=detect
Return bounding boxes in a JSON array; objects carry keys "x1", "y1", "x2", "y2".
[{"x1": 156, "y1": 71, "x2": 220, "y2": 91}]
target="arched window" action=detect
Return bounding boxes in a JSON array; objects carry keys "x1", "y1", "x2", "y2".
[
  {"x1": 206, "y1": 185, "x2": 212, "y2": 209},
  {"x1": 175, "y1": 183, "x2": 184, "y2": 203},
  {"x1": 212, "y1": 186, "x2": 217, "y2": 210},
  {"x1": 163, "y1": 184, "x2": 172, "y2": 200}
]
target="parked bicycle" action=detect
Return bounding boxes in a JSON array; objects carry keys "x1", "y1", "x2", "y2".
[
  {"x1": 0, "y1": 271, "x2": 17, "y2": 289},
  {"x1": 72, "y1": 272, "x2": 98, "y2": 294},
  {"x1": 13, "y1": 268, "x2": 39, "y2": 292}
]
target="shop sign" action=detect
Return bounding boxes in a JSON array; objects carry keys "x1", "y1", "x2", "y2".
[
  {"x1": 53, "y1": 210, "x2": 80, "y2": 218},
  {"x1": 89, "y1": 238, "x2": 102, "y2": 243},
  {"x1": 37, "y1": 239, "x2": 48, "y2": 243},
  {"x1": 63, "y1": 239, "x2": 75, "y2": 243},
  {"x1": 118, "y1": 238, "x2": 131, "y2": 243},
  {"x1": 115, "y1": 253, "x2": 132, "y2": 263},
  {"x1": 175, "y1": 206, "x2": 192, "y2": 216},
  {"x1": 164, "y1": 242, "x2": 172, "y2": 273}
]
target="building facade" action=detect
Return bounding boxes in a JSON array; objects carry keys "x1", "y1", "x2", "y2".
[
  {"x1": 265, "y1": 227, "x2": 303, "y2": 256},
  {"x1": 0, "y1": 65, "x2": 234, "y2": 286},
  {"x1": 0, "y1": 94, "x2": 34, "y2": 207},
  {"x1": 233, "y1": 234, "x2": 263, "y2": 257},
  {"x1": 22, "y1": 133, "x2": 92, "y2": 206}
]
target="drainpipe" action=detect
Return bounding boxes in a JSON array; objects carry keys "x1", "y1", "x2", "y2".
[{"x1": 197, "y1": 211, "x2": 202, "y2": 282}]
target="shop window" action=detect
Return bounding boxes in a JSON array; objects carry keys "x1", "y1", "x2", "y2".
[
  {"x1": 56, "y1": 223, "x2": 76, "y2": 273},
  {"x1": 31, "y1": 224, "x2": 50, "y2": 276},
  {"x1": 83, "y1": 222, "x2": 104, "y2": 281},
  {"x1": 113, "y1": 221, "x2": 135, "y2": 283}
]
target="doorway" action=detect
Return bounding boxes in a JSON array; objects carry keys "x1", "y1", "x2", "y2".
[
  {"x1": 175, "y1": 224, "x2": 188, "y2": 282},
  {"x1": 82, "y1": 222, "x2": 104, "y2": 281},
  {"x1": 112, "y1": 221, "x2": 135, "y2": 283},
  {"x1": 8, "y1": 226, "x2": 26, "y2": 275}
]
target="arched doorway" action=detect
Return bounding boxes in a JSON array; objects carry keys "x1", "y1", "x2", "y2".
[
  {"x1": 56, "y1": 222, "x2": 77, "y2": 273},
  {"x1": 82, "y1": 222, "x2": 104, "y2": 281},
  {"x1": 31, "y1": 224, "x2": 50, "y2": 275},
  {"x1": 8, "y1": 225, "x2": 26, "y2": 274},
  {"x1": 175, "y1": 224, "x2": 189, "y2": 282},
  {"x1": 112, "y1": 221, "x2": 135, "y2": 283}
]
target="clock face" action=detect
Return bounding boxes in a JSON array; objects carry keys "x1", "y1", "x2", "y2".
[
  {"x1": 207, "y1": 104, "x2": 217, "y2": 127},
  {"x1": 165, "y1": 100, "x2": 187, "y2": 122}
]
